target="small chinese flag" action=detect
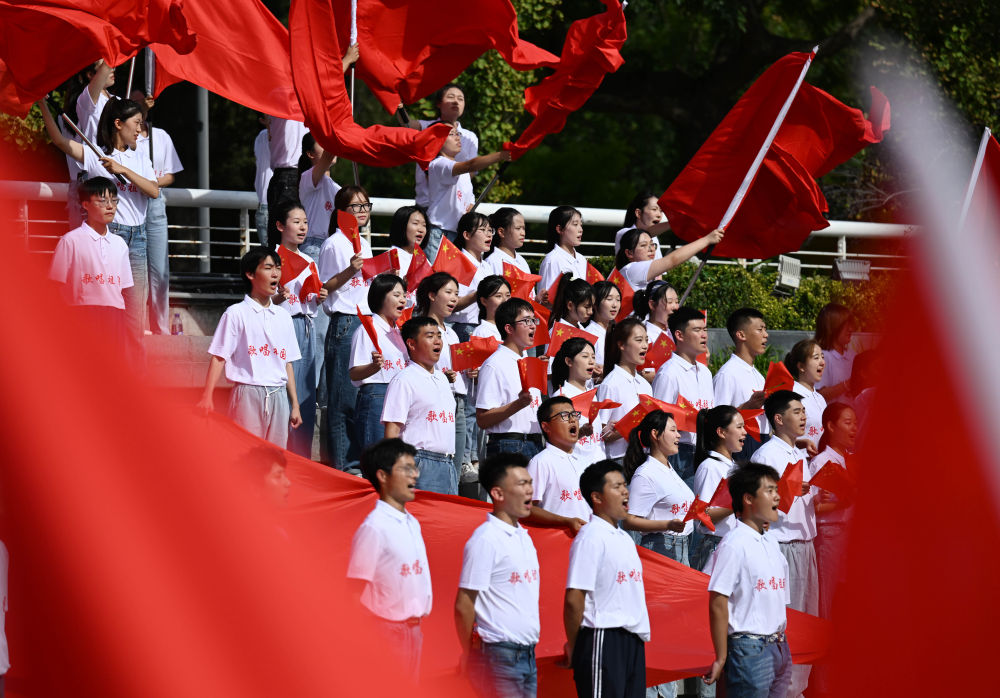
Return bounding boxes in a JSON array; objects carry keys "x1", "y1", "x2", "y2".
[
  {"x1": 639, "y1": 332, "x2": 675, "y2": 372},
  {"x1": 527, "y1": 301, "x2": 551, "y2": 349},
  {"x1": 517, "y1": 357, "x2": 548, "y2": 393},
  {"x1": 589, "y1": 399, "x2": 621, "y2": 423},
  {"x1": 586, "y1": 261, "x2": 605, "y2": 284},
  {"x1": 810, "y1": 461, "x2": 855, "y2": 501},
  {"x1": 503, "y1": 262, "x2": 541, "y2": 300},
  {"x1": 657, "y1": 394, "x2": 699, "y2": 432},
  {"x1": 739, "y1": 408, "x2": 765, "y2": 440},
  {"x1": 708, "y1": 477, "x2": 732, "y2": 509},
  {"x1": 568, "y1": 387, "x2": 597, "y2": 416},
  {"x1": 614, "y1": 394, "x2": 674, "y2": 440},
  {"x1": 546, "y1": 274, "x2": 566, "y2": 306},
  {"x1": 764, "y1": 361, "x2": 796, "y2": 394},
  {"x1": 432, "y1": 236, "x2": 478, "y2": 286},
  {"x1": 361, "y1": 248, "x2": 400, "y2": 280},
  {"x1": 406, "y1": 245, "x2": 433, "y2": 289},
  {"x1": 356, "y1": 305, "x2": 382, "y2": 354},
  {"x1": 546, "y1": 324, "x2": 598, "y2": 357},
  {"x1": 777, "y1": 459, "x2": 804, "y2": 514},
  {"x1": 337, "y1": 209, "x2": 362, "y2": 255},
  {"x1": 276, "y1": 246, "x2": 323, "y2": 300},
  {"x1": 607, "y1": 268, "x2": 634, "y2": 320},
  {"x1": 683, "y1": 498, "x2": 715, "y2": 532},
  {"x1": 451, "y1": 336, "x2": 500, "y2": 372},
  {"x1": 300, "y1": 262, "x2": 323, "y2": 300},
  {"x1": 395, "y1": 305, "x2": 414, "y2": 328}
]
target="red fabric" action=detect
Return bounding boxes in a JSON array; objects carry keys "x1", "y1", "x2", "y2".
[
  {"x1": 607, "y1": 268, "x2": 634, "y2": 320},
  {"x1": 659, "y1": 52, "x2": 890, "y2": 259},
  {"x1": 764, "y1": 361, "x2": 796, "y2": 394},
  {"x1": 614, "y1": 395, "x2": 675, "y2": 440},
  {"x1": 396, "y1": 305, "x2": 414, "y2": 328},
  {"x1": 361, "y1": 249, "x2": 400, "y2": 280},
  {"x1": 528, "y1": 301, "x2": 552, "y2": 349},
  {"x1": 504, "y1": 0, "x2": 627, "y2": 161},
  {"x1": 963, "y1": 132, "x2": 1000, "y2": 247},
  {"x1": 277, "y1": 246, "x2": 323, "y2": 299},
  {"x1": 683, "y1": 498, "x2": 715, "y2": 532},
  {"x1": 0, "y1": 0, "x2": 195, "y2": 117},
  {"x1": 776, "y1": 459, "x2": 804, "y2": 515},
  {"x1": 589, "y1": 400, "x2": 621, "y2": 424},
  {"x1": 739, "y1": 408, "x2": 765, "y2": 440},
  {"x1": 331, "y1": 0, "x2": 558, "y2": 113},
  {"x1": 657, "y1": 395, "x2": 699, "y2": 433},
  {"x1": 708, "y1": 478, "x2": 732, "y2": 509},
  {"x1": 502, "y1": 262, "x2": 541, "y2": 301},
  {"x1": 546, "y1": 275, "x2": 565, "y2": 308},
  {"x1": 356, "y1": 306, "x2": 382, "y2": 353},
  {"x1": 639, "y1": 331, "x2": 675, "y2": 372},
  {"x1": 406, "y1": 246, "x2": 433, "y2": 290},
  {"x1": 809, "y1": 461, "x2": 855, "y2": 501},
  {"x1": 567, "y1": 388, "x2": 597, "y2": 419},
  {"x1": 586, "y1": 261, "x2": 605, "y2": 284},
  {"x1": 517, "y1": 357, "x2": 548, "y2": 393},
  {"x1": 431, "y1": 236, "x2": 477, "y2": 286},
  {"x1": 337, "y1": 210, "x2": 362, "y2": 255},
  {"x1": 546, "y1": 325, "x2": 598, "y2": 358},
  {"x1": 450, "y1": 337, "x2": 499, "y2": 372}
]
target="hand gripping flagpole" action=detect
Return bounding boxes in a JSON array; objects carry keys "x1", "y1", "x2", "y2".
[
  {"x1": 349, "y1": 0, "x2": 360, "y2": 186},
  {"x1": 678, "y1": 46, "x2": 819, "y2": 305},
  {"x1": 956, "y1": 127, "x2": 992, "y2": 232},
  {"x1": 60, "y1": 114, "x2": 128, "y2": 185}
]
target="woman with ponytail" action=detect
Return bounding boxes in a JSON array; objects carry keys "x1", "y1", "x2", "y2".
[
  {"x1": 548, "y1": 273, "x2": 595, "y2": 330},
  {"x1": 596, "y1": 318, "x2": 650, "y2": 461},
  {"x1": 584, "y1": 280, "x2": 622, "y2": 376},
  {"x1": 551, "y1": 337, "x2": 605, "y2": 465}
]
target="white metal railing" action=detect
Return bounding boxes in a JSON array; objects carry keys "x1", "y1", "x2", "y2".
[{"x1": 2, "y1": 180, "x2": 913, "y2": 273}]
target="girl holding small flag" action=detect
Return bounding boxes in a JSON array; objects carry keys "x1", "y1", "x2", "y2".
[
  {"x1": 552, "y1": 337, "x2": 606, "y2": 465},
  {"x1": 584, "y1": 280, "x2": 623, "y2": 375}
]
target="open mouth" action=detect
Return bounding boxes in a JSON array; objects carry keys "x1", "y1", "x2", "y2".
[
  {"x1": 569, "y1": 424, "x2": 579, "y2": 438},
  {"x1": 446, "y1": 303, "x2": 457, "y2": 313},
  {"x1": 586, "y1": 366, "x2": 594, "y2": 375},
  {"x1": 395, "y1": 303, "x2": 406, "y2": 313},
  {"x1": 268, "y1": 280, "x2": 279, "y2": 292}
]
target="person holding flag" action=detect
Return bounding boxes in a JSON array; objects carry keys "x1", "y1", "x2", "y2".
[
  {"x1": 614, "y1": 227, "x2": 723, "y2": 293},
  {"x1": 386, "y1": 205, "x2": 431, "y2": 308},
  {"x1": 471, "y1": 275, "x2": 512, "y2": 342},
  {"x1": 552, "y1": 337, "x2": 607, "y2": 465}
]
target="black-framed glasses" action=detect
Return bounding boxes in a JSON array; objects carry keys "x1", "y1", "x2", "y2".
[
  {"x1": 514, "y1": 317, "x2": 540, "y2": 327},
  {"x1": 546, "y1": 410, "x2": 581, "y2": 422},
  {"x1": 348, "y1": 202, "x2": 373, "y2": 213}
]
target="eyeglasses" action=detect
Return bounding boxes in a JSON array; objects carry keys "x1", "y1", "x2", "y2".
[
  {"x1": 95, "y1": 198, "x2": 119, "y2": 208},
  {"x1": 514, "y1": 317, "x2": 540, "y2": 327},
  {"x1": 546, "y1": 410, "x2": 582, "y2": 423},
  {"x1": 348, "y1": 202, "x2": 373, "y2": 213},
  {"x1": 396, "y1": 465, "x2": 420, "y2": 476}
]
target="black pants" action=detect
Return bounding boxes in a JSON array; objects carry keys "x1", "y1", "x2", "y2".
[
  {"x1": 265, "y1": 167, "x2": 301, "y2": 247},
  {"x1": 571, "y1": 626, "x2": 646, "y2": 698}
]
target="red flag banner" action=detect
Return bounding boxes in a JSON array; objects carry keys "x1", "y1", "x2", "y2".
[
  {"x1": 450, "y1": 337, "x2": 499, "y2": 372},
  {"x1": 502, "y1": 262, "x2": 541, "y2": 301},
  {"x1": 809, "y1": 461, "x2": 855, "y2": 501},
  {"x1": 683, "y1": 498, "x2": 715, "y2": 532},
  {"x1": 764, "y1": 361, "x2": 796, "y2": 394},
  {"x1": 432, "y1": 236, "x2": 478, "y2": 286},
  {"x1": 356, "y1": 306, "x2": 382, "y2": 354},
  {"x1": 607, "y1": 268, "x2": 634, "y2": 320},
  {"x1": 396, "y1": 305, "x2": 414, "y2": 328},
  {"x1": 660, "y1": 51, "x2": 890, "y2": 259},
  {"x1": 614, "y1": 395, "x2": 675, "y2": 440},
  {"x1": 337, "y1": 210, "x2": 362, "y2": 255},
  {"x1": 528, "y1": 301, "x2": 552, "y2": 349},
  {"x1": 708, "y1": 477, "x2": 732, "y2": 509},
  {"x1": 656, "y1": 395, "x2": 699, "y2": 433},
  {"x1": 639, "y1": 332, "x2": 675, "y2": 372},
  {"x1": 777, "y1": 459, "x2": 804, "y2": 514},
  {"x1": 546, "y1": 324, "x2": 598, "y2": 358},
  {"x1": 739, "y1": 408, "x2": 765, "y2": 440},
  {"x1": 586, "y1": 261, "x2": 605, "y2": 284},
  {"x1": 517, "y1": 357, "x2": 548, "y2": 393},
  {"x1": 406, "y1": 246, "x2": 434, "y2": 290},
  {"x1": 361, "y1": 249, "x2": 400, "y2": 280}
]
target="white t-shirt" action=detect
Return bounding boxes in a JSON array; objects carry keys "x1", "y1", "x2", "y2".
[
  {"x1": 382, "y1": 363, "x2": 457, "y2": 454},
  {"x1": 136, "y1": 126, "x2": 183, "y2": 182},
  {"x1": 644, "y1": 321, "x2": 666, "y2": 347},
  {"x1": 538, "y1": 245, "x2": 588, "y2": 297},
  {"x1": 753, "y1": 437, "x2": 815, "y2": 543},
  {"x1": 317, "y1": 230, "x2": 373, "y2": 315},
  {"x1": 276, "y1": 247, "x2": 320, "y2": 317},
  {"x1": 268, "y1": 117, "x2": 308, "y2": 169},
  {"x1": 713, "y1": 354, "x2": 770, "y2": 436},
  {"x1": 476, "y1": 345, "x2": 542, "y2": 434},
  {"x1": 652, "y1": 354, "x2": 715, "y2": 445},
  {"x1": 349, "y1": 314, "x2": 409, "y2": 386},
  {"x1": 620, "y1": 260, "x2": 655, "y2": 292},
  {"x1": 614, "y1": 226, "x2": 664, "y2": 259},
  {"x1": 459, "y1": 514, "x2": 541, "y2": 646},
  {"x1": 483, "y1": 247, "x2": 530, "y2": 279},
  {"x1": 472, "y1": 321, "x2": 502, "y2": 341},
  {"x1": 347, "y1": 500, "x2": 433, "y2": 621},
  {"x1": 415, "y1": 120, "x2": 477, "y2": 207},
  {"x1": 597, "y1": 365, "x2": 653, "y2": 459},
  {"x1": 75, "y1": 89, "x2": 108, "y2": 143},
  {"x1": 793, "y1": 381, "x2": 828, "y2": 445},
  {"x1": 584, "y1": 321, "x2": 608, "y2": 369},
  {"x1": 208, "y1": 296, "x2": 302, "y2": 386},
  {"x1": 49, "y1": 223, "x2": 134, "y2": 308},
  {"x1": 299, "y1": 170, "x2": 341, "y2": 242},
  {"x1": 439, "y1": 322, "x2": 467, "y2": 395},
  {"x1": 810, "y1": 446, "x2": 852, "y2": 525},
  {"x1": 628, "y1": 456, "x2": 696, "y2": 536},
  {"x1": 82, "y1": 145, "x2": 155, "y2": 227},
  {"x1": 253, "y1": 128, "x2": 272, "y2": 203},
  {"x1": 452, "y1": 249, "x2": 489, "y2": 324},
  {"x1": 693, "y1": 452, "x2": 737, "y2": 541},
  {"x1": 426, "y1": 155, "x2": 473, "y2": 231},
  {"x1": 526, "y1": 443, "x2": 591, "y2": 520},
  {"x1": 566, "y1": 515, "x2": 650, "y2": 640},
  {"x1": 707, "y1": 521, "x2": 790, "y2": 635},
  {"x1": 555, "y1": 382, "x2": 606, "y2": 466}
]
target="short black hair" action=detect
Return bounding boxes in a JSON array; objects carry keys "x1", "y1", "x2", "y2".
[
  {"x1": 763, "y1": 390, "x2": 803, "y2": 428},
  {"x1": 479, "y1": 452, "x2": 529, "y2": 493},
  {"x1": 239, "y1": 247, "x2": 281, "y2": 294},
  {"x1": 537, "y1": 395, "x2": 574, "y2": 428},
  {"x1": 366, "y1": 273, "x2": 406, "y2": 315},
  {"x1": 360, "y1": 438, "x2": 417, "y2": 493},
  {"x1": 667, "y1": 306, "x2": 706, "y2": 340},
  {"x1": 495, "y1": 297, "x2": 533, "y2": 341},
  {"x1": 388, "y1": 205, "x2": 429, "y2": 249},
  {"x1": 78, "y1": 176, "x2": 116, "y2": 202},
  {"x1": 726, "y1": 307, "x2": 764, "y2": 342},
  {"x1": 401, "y1": 315, "x2": 438, "y2": 345},
  {"x1": 580, "y1": 459, "x2": 624, "y2": 510},
  {"x1": 728, "y1": 462, "x2": 780, "y2": 516}
]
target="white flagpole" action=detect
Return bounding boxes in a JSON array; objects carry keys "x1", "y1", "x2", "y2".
[
  {"x1": 125, "y1": 56, "x2": 136, "y2": 97},
  {"x1": 144, "y1": 48, "x2": 156, "y2": 162},
  {"x1": 956, "y1": 127, "x2": 992, "y2": 232},
  {"x1": 678, "y1": 46, "x2": 819, "y2": 304},
  {"x1": 349, "y1": 0, "x2": 360, "y2": 186}
]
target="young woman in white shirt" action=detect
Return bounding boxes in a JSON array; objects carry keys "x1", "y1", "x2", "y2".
[
  {"x1": 537, "y1": 206, "x2": 587, "y2": 302},
  {"x1": 471, "y1": 275, "x2": 511, "y2": 341},
  {"x1": 785, "y1": 338, "x2": 828, "y2": 454},
  {"x1": 484, "y1": 206, "x2": 530, "y2": 276},
  {"x1": 814, "y1": 302, "x2": 857, "y2": 404},
  {"x1": 551, "y1": 337, "x2": 606, "y2": 465},
  {"x1": 450, "y1": 212, "x2": 493, "y2": 341},
  {"x1": 548, "y1": 274, "x2": 595, "y2": 330},
  {"x1": 689, "y1": 405, "x2": 747, "y2": 573},
  {"x1": 596, "y1": 318, "x2": 651, "y2": 461},
  {"x1": 615, "y1": 227, "x2": 723, "y2": 293},
  {"x1": 584, "y1": 280, "x2": 622, "y2": 374},
  {"x1": 630, "y1": 279, "x2": 679, "y2": 383},
  {"x1": 387, "y1": 205, "x2": 430, "y2": 307},
  {"x1": 614, "y1": 191, "x2": 673, "y2": 255}
]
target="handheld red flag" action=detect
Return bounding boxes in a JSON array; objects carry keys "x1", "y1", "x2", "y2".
[
  {"x1": 546, "y1": 274, "x2": 566, "y2": 306},
  {"x1": 337, "y1": 210, "x2": 362, "y2": 255},
  {"x1": 517, "y1": 357, "x2": 548, "y2": 393},
  {"x1": 432, "y1": 236, "x2": 478, "y2": 286},
  {"x1": 657, "y1": 394, "x2": 699, "y2": 433},
  {"x1": 708, "y1": 477, "x2": 732, "y2": 509},
  {"x1": 614, "y1": 395, "x2": 674, "y2": 440},
  {"x1": 683, "y1": 498, "x2": 716, "y2": 532},
  {"x1": 546, "y1": 324, "x2": 598, "y2": 358},
  {"x1": 586, "y1": 261, "x2": 605, "y2": 284},
  {"x1": 739, "y1": 408, "x2": 765, "y2": 440},
  {"x1": 277, "y1": 245, "x2": 309, "y2": 286},
  {"x1": 607, "y1": 268, "x2": 634, "y2": 320},
  {"x1": 639, "y1": 332, "x2": 675, "y2": 372},
  {"x1": 406, "y1": 245, "x2": 433, "y2": 289},
  {"x1": 502, "y1": 262, "x2": 541, "y2": 301},
  {"x1": 395, "y1": 305, "x2": 414, "y2": 328},
  {"x1": 810, "y1": 461, "x2": 855, "y2": 501},
  {"x1": 590, "y1": 400, "x2": 621, "y2": 423},
  {"x1": 568, "y1": 387, "x2": 597, "y2": 417},
  {"x1": 361, "y1": 248, "x2": 400, "y2": 280},
  {"x1": 527, "y1": 301, "x2": 552, "y2": 349},
  {"x1": 777, "y1": 459, "x2": 804, "y2": 514},
  {"x1": 356, "y1": 306, "x2": 382, "y2": 354},
  {"x1": 764, "y1": 361, "x2": 796, "y2": 394},
  {"x1": 451, "y1": 337, "x2": 500, "y2": 372}
]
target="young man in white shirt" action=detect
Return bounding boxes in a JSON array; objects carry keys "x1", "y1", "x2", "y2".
[
  {"x1": 382, "y1": 317, "x2": 459, "y2": 495},
  {"x1": 704, "y1": 463, "x2": 792, "y2": 698},
  {"x1": 348, "y1": 438, "x2": 431, "y2": 681},
  {"x1": 653, "y1": 306, "x2": 714, "y2": 486},
  {"x1": 197, "y1": 248, "x2": 303, "y2": 448},
  {"x1": 526, "y1": 396, "x2": 590, "y2": 534},
  {"x1": 476, "y1": 298, "x2": 544, "y2": 462},
  {"x1": 456, "y1": 453, "x2": 540, "y2": 698},
  {"x1": 565, "y1": 460, "x2": 650, "y2": 698},
  {"x1": 713, "y1": 308, "x2": 769, "y2": 460},
  {"x1": 752, "y1": 391, "x2": 817, "y2": 698}
]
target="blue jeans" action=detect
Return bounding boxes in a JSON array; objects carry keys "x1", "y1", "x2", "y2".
[
  {"x1": 415, "y1": 449, "x2": 457, "y2": 496},
  {"x1": 469, "y1": 642, "x2": 537, "y2": 698},
  {"x1": 453, "y1": 393, "x2": 468, "y2": 478},
  {"x1": 109, "y1": 221, "x2": 148, "y2": 367},
  {"x1": 425, "y1": 225, "x2": 443, "y2": 263},
  {"x1": 355, "y1": 382, "x2": 388, "y2": 454},
  {"x1": 452, "y1": 321, "x2": 479, "y2": 464},
  {"x1": 725, "y1": 635, "x2": 792, "y2": 698},
  {"x1": 690, "y1": 533, "x2": 723, "y2": 574},
  {"x1": 483, "y1": 436, "x2": 542, "y2": 464},
  {"x1": 300, "y1": 238, "x2": 330, "y2": 400},
  {"x1": 145, "y1": 192, "x2": 170, "y2": 334},
  {"x1": 325, "y1": 312, "x2": 361, "y2": 470},
  {"x1": 640, "y1": 532, "x2": 690, "y2": 566},
  {"x1": 255, "y1": 203, "x2": 269, "y2": 247},
  {"x1": 288, "y1": 314, "x2": 317, "y2": 459}
]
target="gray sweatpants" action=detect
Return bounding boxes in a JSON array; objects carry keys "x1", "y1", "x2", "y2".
[
  {"x1": 778, "y1": 540, "x2": 819, "y2": 698},
  {"x1": 229, "y1": 383, "x2": 290, "y2": 449}
]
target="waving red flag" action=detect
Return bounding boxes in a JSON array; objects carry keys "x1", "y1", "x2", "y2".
[
  {"x1": 607, "y1": 268, "x2": 634, "y2": 320},
  {"x1": 777, "y1": 459, "x2": 804, "y2": 514},
  {"x1": 277, "y1": 245, "x2": 323, "y2": 300},
  {"x1": 660, "y1": 51, "x2": 890, "y2": 259},
  {"x1": 450, "y1": 336, "x2": 499, "y2": 372},
  {"x1": 810, "y1": 461, "x2": 855, "y2": 501},
  {"x1": 517, "y1": 357, "x2": 547, "y2": 393},
  {"x1": 546, "y1": 324, "x2": 598, "y2": 358},
  {"x1": 527, "y1": 301, "x2": 551, "y2": 349},
  {"x1": 336, "y1": 210, "x2": 362, "y2": 255},
  {"x1": 356, "y1": 306, "x2": 382, "y2": 354},
  {"x1": 764, "y1": 361, "x2": 796, "y2": 394},
  {"x1": 502, "y1": 262, "x2": 541, "y2": 301},
  {"x1": 395, "y1": 305, "x2": 414, "y2": 328},
  {"x1": 406, "y1": 246, "x2": 434, "y2": 289},
  {"x1": 683, "y1": 498, "x2": 715, "y2": 532},
  {"x1": 505, "y1": 0, "x2": 627, "y2": 160},
  {"x1": 639, "y1": 332, "x2": 675, "y2": 372},
  {"x1": 614, "y1": 395, "x2": 675, "y2": 440},
  {"x1": 0, "y1": 0, "x2": 196, "y2": 117},
  {"x1": 708, "y1": 477, "x2": 732, "y2": 509},
  {"x1": 586, "y1": 261, "x2": 605, "y2": 284},
  {"x1": 431, "y1": 236, "x2": 478, "y2": 286},
  {"x1": 657, "y1": 395, "x2": 699, "y2": 433},
  {"x1": 361, "y1": 249, "x2": 400, "y2": 280},
  {"x1": 739, "y1": 408, "x2": 765, "y2": 439}
]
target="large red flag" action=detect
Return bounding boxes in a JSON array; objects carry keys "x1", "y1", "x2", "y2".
[
  {"x1": 505, "y1": 0, "x2": 627, "y2": 160},
  {"x1": 0, "y1": 0, "x2": 196, "y2": 117},
  {"x1": 659, "y1": 52, "x2": 890, "y2": 259},
  {"x1": 331, "y1": 0, "x2": 558, "y2": 113}
]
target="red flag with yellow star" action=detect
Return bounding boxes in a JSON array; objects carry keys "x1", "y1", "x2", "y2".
[
  {"x1": 546, "y1": 324, "x2": 598, "y2": 357},
  {"x1": 337, "y1": 209, "x2": 362, "y2": 255},
  {"x1": 451, "y1": 336, "x2": 500, "y2": 372},
  {"x1": 407, "y1": 246, "x2": 434, "y2": 289},
  {"x1": 586, "y1": 261, "x2": 605, "y2": 284},
  {"x1": 502, "y1": 262, "x2": 541, "y2": 300},
  {"x1": 639, "y1": 331, "x2": 675, "y2": 372},
  {"x1": 432, "y1": 236, "x2": 478, "y2": 286},
  {"x1": 517, "y1": 357, "x2": 548, "y2": 393},
  {"x1": 656, "y1": 394, "x2": 699, "y2": 432},
  {"x1": 361, "y1": 248, "x2": 400, "y2": 280},
  {"x1": 683, "y1": 498, "x2": 715, "y2": 532},
  {"x1": 708, "y1": 477, "x2": 732, "y2": 508},
  {"x1": 607, "y1": 268, "x2": 634, "y2": 320},
  {"x1": 614, "y1": 394, "x2": 674, "y2": 440}
]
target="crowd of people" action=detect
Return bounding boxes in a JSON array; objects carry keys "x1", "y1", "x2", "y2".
[{"x1": 39, "y1": 71, "x2": 875, "y2": 698}]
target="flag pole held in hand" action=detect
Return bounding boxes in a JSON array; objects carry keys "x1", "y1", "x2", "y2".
[
  {"x1": 470, "y1": 161, "x2": 510, "y2": 214},
  {"x1": 349, "y1": 0, "x2": 360, "y2": 186},
  {"x1": 60, "y1": 114, "x2": 127, "y2": 185}
]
